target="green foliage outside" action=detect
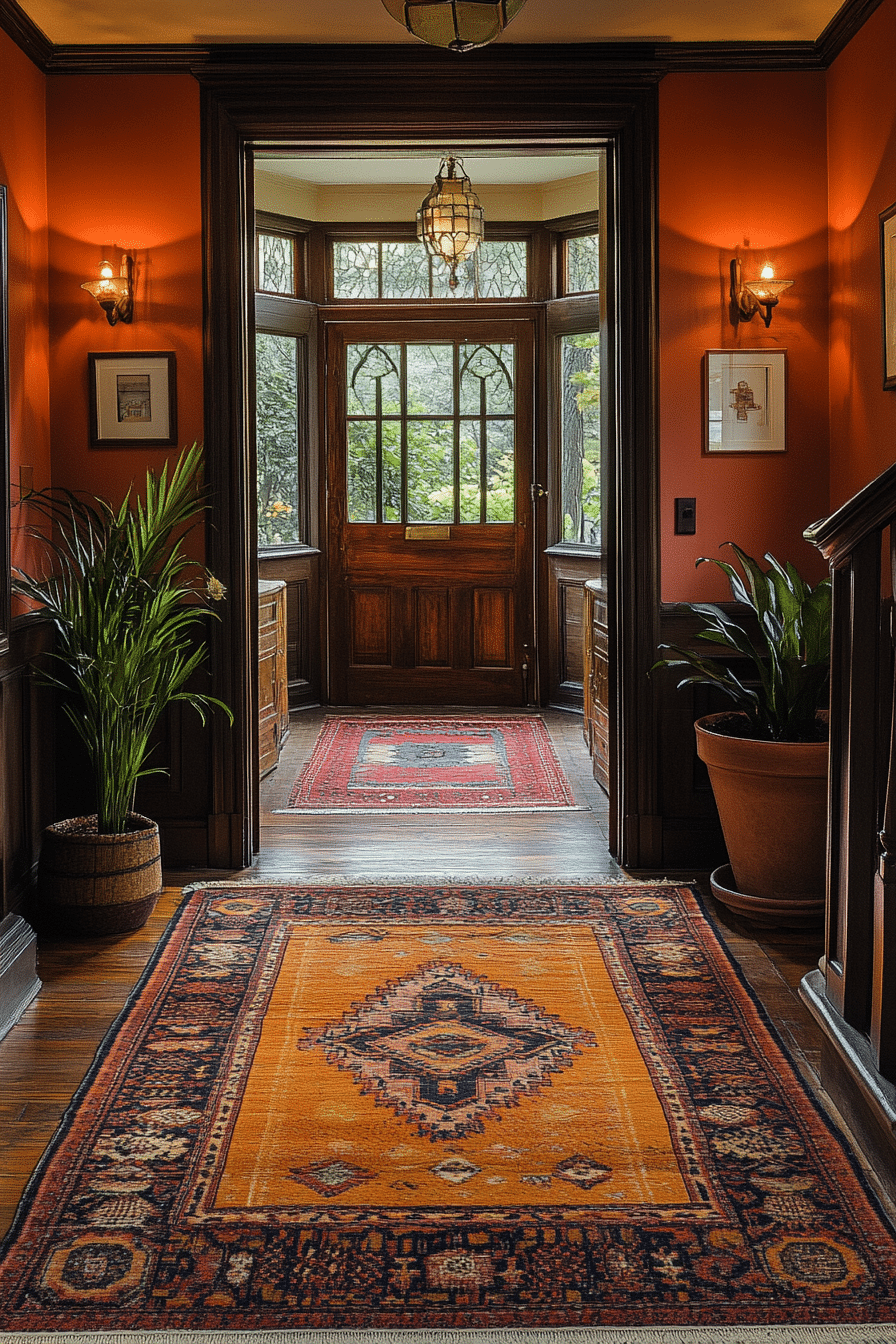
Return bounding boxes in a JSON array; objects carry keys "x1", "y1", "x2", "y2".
[
  {"x1": 346, "y1": 342, "x2": 516, "y2": 524},
  {"x1": 561, "y1": 331, "x2": 601, "y2": 545},
  {"x1": 257, "y1": 332, "x2": 300, "y2": 547}
]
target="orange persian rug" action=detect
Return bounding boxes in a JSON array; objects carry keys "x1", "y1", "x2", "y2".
[{"x1": 1, "y1": 881, "x2": 895, "y2": 1342}]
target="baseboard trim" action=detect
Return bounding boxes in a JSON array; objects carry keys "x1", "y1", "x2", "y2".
[
  {"x1": 0, "y1": 913, "x2": 41, "y2": 1041},
  {"x1": 800, "y1": 967, "x2": 896, "y2": 1208}
]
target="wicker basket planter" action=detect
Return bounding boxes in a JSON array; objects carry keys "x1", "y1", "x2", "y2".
[{"x1": 38, "y1": 813, "x2": 162, "y2": 936}]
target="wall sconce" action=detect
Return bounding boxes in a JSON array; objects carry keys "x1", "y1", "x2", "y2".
[
  {"x1": 81, "y1": 255, "x2": 133, "y2": 326},
  {"x1": 730, "y1": 257, "x2": 793, "y2": 328}
]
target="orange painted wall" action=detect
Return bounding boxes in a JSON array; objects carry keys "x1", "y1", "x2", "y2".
[
  {"x1": 0, "y1": 29, "x2": 50, "y2": 582},
  {"x1": 658, "y1": 72, "x2": 830, "y2": 603},
  {"x1": 16, "y1": 54, "x2": 892, "y2": 614},
  {"x1": 45, "y1": 75, "x2": 204, "y2": 508},
  {"x1": 827, "y1": 0, "x2": 896, "y2": 507}
]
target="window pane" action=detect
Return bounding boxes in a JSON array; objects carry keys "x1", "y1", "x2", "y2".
[
  {"x1": 382, "y1": 242, "x2": 429, "y2": 299},
  {"x1": 431, "y1": 256, "x2": 476, "y2": 300},
  {"x1": 382, "y1": 422, "x2": 402, "y2": 522},
  {"x1": 485, "y1": 420, "x2": 515, "y2": 522},
  {"x1": 459, "y1": 430, "x2": 481, "y2": 522},
  {"x1": 346, "y1": 339, "x2": 515, "y2": 524},
  {"x1": 560, "y1": 332, "x2": 600, "y2": 545},
  {"x1": 256, "y1": 332, "x2": 300, "y2": 546},
  {"x1": 258, "y1": 233, "x2": 295, "y2": 296},
  {"x1": 477, "y1": 240, "x2": 527, "y2": 298},
  {"x1": 565, "y1": 233, "x2": 600, "y2": 295},
  {"x1": 407, "y1": 344, "x2": 454, "y2": 415},
  {"x1": 347, "y1": 421, "x2": 377, "y2": 522},
  {"x1": 347, "y1": 344, "x2": 401, "y2": 414},
  {"x1": 333, "y1": 241, "x2": 379, "y2": 299},
  {"x1": 460, "y1": 343, "x2": 514, "y2": 415},
  {"x1": 407, "y1": 421, "x2": 454, "y2": 522},
  {"x1": 331, "y1": 237, "x2": 530, "y2": 300}
]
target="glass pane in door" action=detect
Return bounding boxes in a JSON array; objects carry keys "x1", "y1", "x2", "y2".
[{"x1": 346, "y1": 340, "x2": 516, "y2": 525}]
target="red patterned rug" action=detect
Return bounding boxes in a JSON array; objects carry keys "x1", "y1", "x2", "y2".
[
  {"x1": 278, "y1": 715, "x2": 578, "y2": 813},
  {"x1": 1, "y1": 881, "x2": 895, "y2": 1340}
]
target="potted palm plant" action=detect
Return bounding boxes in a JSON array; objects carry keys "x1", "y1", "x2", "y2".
[
  {"x1": 13, "y1": 443, "x2": 232, "y2": 935},
  {"x1": 653, "y1": 543, "x2": 832, "y2": 927}
]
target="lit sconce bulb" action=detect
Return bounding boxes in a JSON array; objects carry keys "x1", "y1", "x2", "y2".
[
  {"x1": 81, "y1": 254, "x2": 134, "y2": 326},
  {"x1": 730, "y1": 256, "x2": 793, "y2": 328}
]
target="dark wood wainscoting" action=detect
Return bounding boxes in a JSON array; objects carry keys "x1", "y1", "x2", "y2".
[
  {"x1": 652, "y1": 604, "x2": 733, "y2": 868},
  {"x1": 0, "y1": 618, "x2": 54, "y2": 919}
]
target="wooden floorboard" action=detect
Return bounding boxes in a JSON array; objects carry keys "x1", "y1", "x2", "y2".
[{"x1": 1, "y1": 706, "x2": 892, "y2": 1238}]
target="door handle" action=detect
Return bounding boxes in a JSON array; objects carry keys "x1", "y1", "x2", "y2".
[{"x1": 531, "y1": 483, "x2": 548, "y2": 500}]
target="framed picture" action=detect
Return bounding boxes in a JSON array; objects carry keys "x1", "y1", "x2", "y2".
[
  {"x1": 880, "y1": 202, "x2": 896, "y2": 390},
  {"x1": 704, "y1": 349, "x2": 786, "y2": 454},
  {"x1": 88, "y1": 351, "x2": 177, "y2": 447}
]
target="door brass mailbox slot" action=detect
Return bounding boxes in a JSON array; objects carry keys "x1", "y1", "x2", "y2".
[{"x1": 404, "y1": 525, "x2": 451, "y2": 540}]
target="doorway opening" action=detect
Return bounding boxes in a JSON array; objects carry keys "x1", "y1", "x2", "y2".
[
  {"x1": 198, "y1": 56, "x2": 661, "y2": 872},
  {"x1": 250, "y1": 148, "x2": 607, "y2": 770}
]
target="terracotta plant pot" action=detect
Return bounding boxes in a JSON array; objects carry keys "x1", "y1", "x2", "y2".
[
  {"x1": 37, "y1": 813, "x2": 162, "y2": 936},
  {"x1": 695, "y1": 712, "x2": 828, "y2": 928}
]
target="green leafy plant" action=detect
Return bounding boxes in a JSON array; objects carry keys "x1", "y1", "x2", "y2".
[
  {"x1": 652, "y1": 543, "x2": 832, "y2": 743},
  {"x1": 13, "y1": 443, "x2": 233, "y2": 834}
]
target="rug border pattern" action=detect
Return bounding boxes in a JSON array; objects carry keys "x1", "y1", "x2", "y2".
[
  {"x1": 2, "y1": 883, "x2": 896, "y2": 1334},
  {"x1": 279, "y1": 715, "x2": 579, "y2": 814}
]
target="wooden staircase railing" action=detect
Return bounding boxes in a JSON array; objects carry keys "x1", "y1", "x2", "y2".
[{"x1": 802, "y1": 461, "x2": 896, "y2": 1196}]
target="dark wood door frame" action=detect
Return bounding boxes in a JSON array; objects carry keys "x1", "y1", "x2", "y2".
[
  {"x1": 197, "y1": 45, "x2": 661, "y2": 868},
  {"x1": 326, "y1": 317, "x2": 536, "y2": 707}
]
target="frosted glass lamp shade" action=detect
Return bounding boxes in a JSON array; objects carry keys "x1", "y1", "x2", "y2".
[
  {"x1": 381, "y1": 0, "x2": 527, "y2": 51},
  {"x1": 417, "y1": 158, "x2": 484, "y2": 289}
]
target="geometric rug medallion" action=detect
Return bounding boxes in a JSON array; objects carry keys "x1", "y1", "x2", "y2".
[
  {"x1": 277, "y1": 715, "x2": 578, "y2": 812},
  {"x1": 1, "y1": 881, "x2": 895, "y2": 1341}
]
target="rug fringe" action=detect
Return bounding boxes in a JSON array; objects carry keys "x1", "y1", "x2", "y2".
[
  {"x1": 3, "y1": 1325, "x2": 895, "y2": 1343},
  {"x1": 273, "y1": 807, "x2": 587, "y2": 815}
]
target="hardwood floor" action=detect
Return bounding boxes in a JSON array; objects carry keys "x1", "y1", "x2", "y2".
[{"x1": 1, "y1": 706, "x2": 892, "y2": 1239}]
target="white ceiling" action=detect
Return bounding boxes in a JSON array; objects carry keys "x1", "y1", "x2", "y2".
[
  {"x1": 14, "y1": 0, "x2": 844, "y2": 50},
  {"x1": 257, "y1": 154, "x2": 600, "y2": 187}
]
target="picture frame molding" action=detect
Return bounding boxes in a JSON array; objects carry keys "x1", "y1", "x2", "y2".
[
  {"x1": 704, "y1": 348, "x2": 787, "y2": 455},
  {"x1": 88, "y1": 350, "x2": 178, "y2": 447}
]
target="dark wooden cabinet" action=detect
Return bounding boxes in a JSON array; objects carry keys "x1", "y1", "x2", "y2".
[
  {"x1": 258, "y1": 580, "x2": 289, "y2": 777},
  {"x1": 583, "y1": 579, "x2": 610, "y2": 793}
]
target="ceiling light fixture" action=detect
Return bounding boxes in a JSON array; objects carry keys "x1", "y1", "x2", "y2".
[
  {"x1": 81, "y1": 254, "x2": 134, "y2": 326},
  {"x1": 417, "y1": 156, "x2": 484, "y2": 290},
  {"x1": 730, "y1": 257, "x2": 793, "y2": 328},
  {"x1": 381, "y1": 0, "x2": 527, "y2": 51}
]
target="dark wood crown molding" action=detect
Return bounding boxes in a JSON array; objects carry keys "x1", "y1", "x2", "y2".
[
  {"x1": 0, "y1": 0, "x2": 886, "y2": 79},
  {"x1": 658, "y1": 40, "x2": 824, "y2": 71},
  {"x1": 0, "y1": 0, "x2": 52, "y2": 70},
  {"x1": 44, "y1": 43, "x2": 211, "y2": 74},
  {"x1": 816, "y1": 0, "x2": 885, "y2": 62},
  {"x1": 40, "y1": 38, "x2": 828, "y2": 77}
]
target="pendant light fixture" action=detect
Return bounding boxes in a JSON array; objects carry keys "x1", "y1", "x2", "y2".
[
  {"x1": 417, "y1": 156, "x2": 484, "y2": 290},
  {"x1": 381, "y1": 0, "x2": 527, "y2": 52}
]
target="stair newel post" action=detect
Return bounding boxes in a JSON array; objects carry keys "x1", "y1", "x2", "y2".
[{"x1": 871, "y1": 529, "x2": 896, "y2": 1080}]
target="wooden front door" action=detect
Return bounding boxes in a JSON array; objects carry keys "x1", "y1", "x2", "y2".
[{"x1": 327, "y1": 320, "x2": 535, "y2": 705}]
